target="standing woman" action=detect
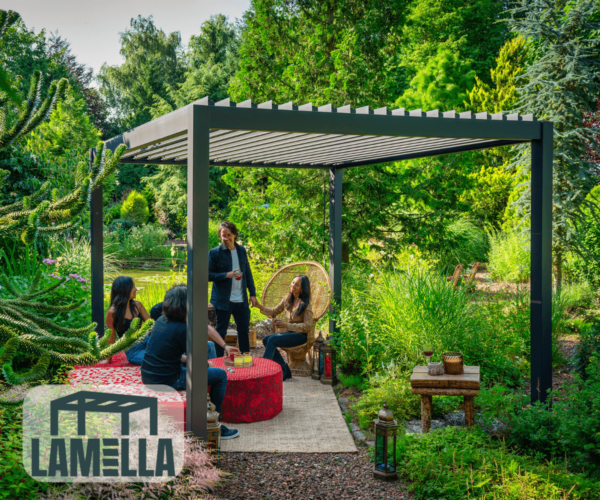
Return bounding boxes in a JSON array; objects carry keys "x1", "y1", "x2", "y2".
[
  {"x1": 254, "y1": 275, "x2": 313, "y2": 381},
  {"x1": 103, "y1": 276, "x2": 150, "y2": 364},
  {"x1": 208, "y1": 221, "x2": 258, "y2": 357}
]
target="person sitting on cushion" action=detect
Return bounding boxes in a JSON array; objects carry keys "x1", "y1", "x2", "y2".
[
  {"x1": 253, "y1": 275, "x2": 313, "y2": 381},
  {"x1": 103, "y1": 276, "x2": 150, "y2": 365},
  {"x1": 150, "y1": 300, "x2": 217, "y2": 360},
  {"x1": 141, "y1": 285, "x2": 239, "y2": 439}
]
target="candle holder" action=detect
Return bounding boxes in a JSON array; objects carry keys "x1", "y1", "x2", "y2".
[
  {"x1": 427, "y1": 362, "x2": 444, "y2": 376},
  {"x1": 312, "y1": 332, "x2": 325, "y2": 380},
  {"x1": 320, "y1": 339, "x2": 337, "y2": 386}
]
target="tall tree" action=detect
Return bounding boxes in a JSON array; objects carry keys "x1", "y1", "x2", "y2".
[
  {"x1": 97, "y1": 15, "x2": 185, "y2": 132},
  {"x1": 144, "y1": 15, "x2": 240, "y2": 221},
  {"x1": 229, "y1": 0, "x2": 408, "y2": 108},
  {"x1": 400, "y1": 0, "x2": 509, "y2": 85},
  {"x1": 395, "y1": 48, "x2": 476, "y2": 112},
  {"x1": 508, "y1": 0, "x2": 600, "y2": 290}
]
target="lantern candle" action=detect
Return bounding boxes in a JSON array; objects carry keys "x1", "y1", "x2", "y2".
[{"x1": 325, "y1": 356, "x2": 332, "y2": 377}]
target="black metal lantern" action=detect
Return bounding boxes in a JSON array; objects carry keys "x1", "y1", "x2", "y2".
[
  {"x1": 206, "y1": 394, "x2": 221, "y2": 454},
  {"x1": 312, "y1": 331, "x2": 325, "y2": 380},
  {"x1": 373, "y1": 402, "x2": 398, "y2": 480},
  {"x1": 320, "y1": 338, "x2": 337, "y2": 385}
]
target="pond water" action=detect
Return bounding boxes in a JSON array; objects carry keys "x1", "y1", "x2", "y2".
[{"x1": 104, "y1": 267, "x2": 184, "y2": 284}]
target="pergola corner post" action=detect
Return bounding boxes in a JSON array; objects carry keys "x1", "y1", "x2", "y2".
[
  {"x1": 329, "y1": 167, "x2": 343, "y2": 336},
  {"x1": 186, "y1": 104, "x2": 210, "y2": 438},
  {"x1": 530, "y1": 121, "x2": 553, "y2": 403},
  {"x1": 90, "y1": 148, "x2": 104, "y2": 338}
]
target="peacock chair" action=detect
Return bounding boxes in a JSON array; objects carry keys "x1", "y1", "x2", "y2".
[{"x1": 261, "y1": 261, "x2": 331, "y2": 376}]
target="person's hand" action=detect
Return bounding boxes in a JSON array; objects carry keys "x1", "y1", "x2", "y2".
[
  {"x1": 274, "y1": 319, "x2": 287, "y2": 330},
  {"x1": 224, "y1": 345, "x2": 238, "y2": 356},
  {"x1": 225, "y1": 269, "x2": 240, "y2": 279},
  {"x1": 250, "y1": 296, "x2": 260, "y2": 309},
  {"x1": 208, "y1": 361, "x2": 214, "y2": 368}
]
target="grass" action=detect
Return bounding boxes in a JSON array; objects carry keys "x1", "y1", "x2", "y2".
[{"x1": 487, "y1": 229, "x2": 530, "y2": 282}]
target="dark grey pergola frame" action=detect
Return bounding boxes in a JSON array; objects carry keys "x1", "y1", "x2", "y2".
[{"x1": 90, "y1": 98, "x2": 553, "y2": 439}]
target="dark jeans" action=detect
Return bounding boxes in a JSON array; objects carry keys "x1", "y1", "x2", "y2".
[
  {"x1": 172, "y1": 366, "x2": 228, "y2": 414},
  {"x1": 125, "y1": 336, "x2": 148, "y2": 365},
  {"x1": 262, "y1": 331, "x2": 307, "y2": 381},
  {"x1": 215, "y1": 302, "x2": 250, "y2": 356}
]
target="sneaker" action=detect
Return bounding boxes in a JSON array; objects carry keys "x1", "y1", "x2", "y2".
[{"x1": 220, "y1": 425, "x2": 239, "y2": 440}]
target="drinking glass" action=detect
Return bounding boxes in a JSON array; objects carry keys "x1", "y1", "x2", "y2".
[{"x1": 423, "y1": 344, "x2": 433, "y2": 360}]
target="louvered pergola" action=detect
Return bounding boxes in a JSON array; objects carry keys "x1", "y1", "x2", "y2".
[{"x1": 90, "y1": 97, "x2": 553, "y2": 439}]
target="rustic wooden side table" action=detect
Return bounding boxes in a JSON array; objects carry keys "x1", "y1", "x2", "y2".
[{"x1": 410, "y1": 366, "x2": 480, "y2": 433}]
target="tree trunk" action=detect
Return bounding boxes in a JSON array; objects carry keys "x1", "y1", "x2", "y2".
[
  {"x1": 555, "y1": 252, "x2": 562, "y2": 293},
  {"x1": 342, "y1": 242, "x2": 350, "y2": 264}
]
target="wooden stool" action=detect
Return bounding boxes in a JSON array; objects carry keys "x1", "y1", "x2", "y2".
[{"x1": 410, "y1": 366, "x2": 480, "y2": 433}]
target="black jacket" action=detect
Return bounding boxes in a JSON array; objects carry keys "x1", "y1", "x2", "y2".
[{"x1": 208, "y1": 242, "x2": 256, "y2": 309}]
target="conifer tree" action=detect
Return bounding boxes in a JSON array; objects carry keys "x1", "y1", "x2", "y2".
[
  {"x1": 507, "y1": 0, "x2": 600, "y2": 290},
  {"x1": 0, "y1": 9, "x2": 153, "y2": 386}
]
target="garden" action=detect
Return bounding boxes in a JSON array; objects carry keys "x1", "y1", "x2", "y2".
[{"x1": 1, "y1": 0, "x2": 600, "y2": 499}]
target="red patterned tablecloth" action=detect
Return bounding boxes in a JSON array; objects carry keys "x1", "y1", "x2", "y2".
[
  {"x1": 70, "y1": 354, "x2": 283, "y2": 425},
  {"x1": 212, "y1": 357, "x2": 283, "y2": 424}
]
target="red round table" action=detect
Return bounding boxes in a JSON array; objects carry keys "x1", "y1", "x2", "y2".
[{"x1": 211, "y1": 357, "x2": 283, "y2": 423}]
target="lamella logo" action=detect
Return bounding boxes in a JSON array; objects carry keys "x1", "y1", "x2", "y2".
[{"x1": 23, "y1": 385, "x2": 184, "y2": 483}]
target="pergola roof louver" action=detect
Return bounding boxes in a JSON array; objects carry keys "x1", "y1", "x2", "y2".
[
  {"x1": 93, "y1": 96, "x2": 553, "y2": 440},
  {"x1": 106, "y1": 96, "x2": 540, "y2": 169}
]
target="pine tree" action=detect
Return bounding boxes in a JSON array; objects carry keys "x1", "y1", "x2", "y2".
[
  {"x1": 507, "y1": 0, "x2": 600, "y2": 290},
  {"x1": 0, "y1": 9, "x2": 152, "y2": 386},
  {"x1": 0, "y1": 271, "x2": 152, "y2": 384}
]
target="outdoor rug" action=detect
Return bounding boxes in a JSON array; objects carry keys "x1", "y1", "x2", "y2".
[{"x1": 220, "y1": 376, "x2": 357, "y2": 453}]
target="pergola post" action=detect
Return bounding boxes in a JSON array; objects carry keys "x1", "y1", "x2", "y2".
[
  {"x1": 530, "y1": 121, "x2": 553, "y2": 403},
  {"x1": 329, "y1": 167, "x2": 343, "y2": 335},
  {"x1": 90, "y1": 149, "x2": 104, "y2": 338},
  {"x1": 186, "y1": 105, "x2": 210, "y2": 437}
]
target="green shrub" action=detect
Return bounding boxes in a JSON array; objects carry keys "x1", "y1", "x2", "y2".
[
  {"x1": 339, "y1": 373, "x2": 368, "y2": 392},
  {"x1": 396, "y1": 426, "x2": 599, "y2": 499},
  {"x1": 117, "y1": 224, "x2": 171, "y2": 263},
  {"x1": 487, "y1": 229, "x2": 530, "y2": 282},
  {"x1": 510, "y1": 355, "x2": 600, "y2": 474},
  {"x1": 104, "y1": 203, "x2": 122, "y2": 226},
  {"x1": 573, "y1": 319, "x2": 600, "y2": 378},
  {"x1": 354, "y1": 367, "x2": 420, "y2": 427},
  {"x1": 435, "y1": 218, "x2": 489, "y2": 269},
  {"x1": 0, "y1": 404, "x2": 50, "y2": 500},
  {"x1": 49, "y1": 236, "x2": 120, "y2": 280},
  {"x1": 120, "y1": 190, "x2": 149, "y2": 225}
]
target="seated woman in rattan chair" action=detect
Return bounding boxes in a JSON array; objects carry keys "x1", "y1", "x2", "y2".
[{"x1": 254, "y1": 275, "x2": 313, "y2": 381}]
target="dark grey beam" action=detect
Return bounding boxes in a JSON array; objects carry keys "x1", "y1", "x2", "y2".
[
  {"x1": 530, "y1": 121, "x2": 553, "y2": 403},
  {"x1": 209, "y1": 107, "x2": 541, "y2": 141},
  {"x1": 329, "y1": 167, "x2": 342, "y2": 335},
  {"x1": 186, "y1": 104, "x2": 210, "y2": 438},
  {"x1": 89, "y1": 149, "x2": 104, "y2": 338}
]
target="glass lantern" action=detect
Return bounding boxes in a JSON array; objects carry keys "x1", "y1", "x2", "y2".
[
  {"x1": 373, "y1": 402, "x2": 398, "y2": 481},
  {"x1": 312, "y1": 332, "x2": 325, "y2": 380},
  {"x1": 206, "y1": 394, "x2": 221, "y2": 454},
  {"x1": 320, "y1": 338, "x2": 337, "y2": 386}
]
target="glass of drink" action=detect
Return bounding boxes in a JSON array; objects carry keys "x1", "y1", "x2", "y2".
[
  {"x1": 423, "y1": 344, "x2": 433, "y2": 360},
  {"x1": 234, "y1": 269, "x2": 243, "y2": 281}
]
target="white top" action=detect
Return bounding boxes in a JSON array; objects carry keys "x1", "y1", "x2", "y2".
[{"x1": 229, "y1": 247, "x2": 243, "y2": 303}]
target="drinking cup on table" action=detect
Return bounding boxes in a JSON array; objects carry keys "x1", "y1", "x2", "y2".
[
  {"x1": 243, "y1": 352, "x2": 252, "y2": 366},
  {"x1": 234, "y1": 354, "x2": 244, "y2": 367}
]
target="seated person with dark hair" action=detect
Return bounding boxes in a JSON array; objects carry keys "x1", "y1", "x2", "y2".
[
  {"x1": 141, "y1": 285, "x2": 239, "y2": 439},
  {"x1": 150, "y1": 300, "x2": 217, "y2": 360}
]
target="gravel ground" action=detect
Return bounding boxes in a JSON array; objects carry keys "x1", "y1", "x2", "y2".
[{"x1": 206, "y1": 450, "x2": 413, "y2": 500}]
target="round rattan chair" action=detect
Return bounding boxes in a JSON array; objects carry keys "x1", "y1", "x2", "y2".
[{"x1": 261, "y1": 261, "x2": 331, "y2": 376}]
